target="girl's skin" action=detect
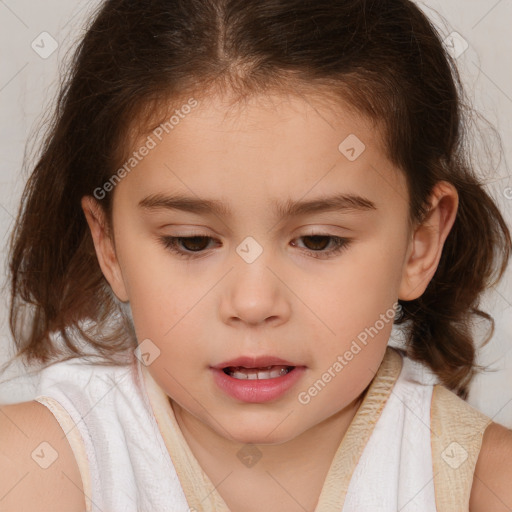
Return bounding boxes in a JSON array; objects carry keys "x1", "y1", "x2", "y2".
[{"x1": 82, "y1": 90, "x2": 460, "y2": 511}]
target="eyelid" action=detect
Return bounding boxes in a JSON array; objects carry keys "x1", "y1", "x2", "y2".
[{"x1": 158, "y1": 232, "x2": 352, "y2": 260}]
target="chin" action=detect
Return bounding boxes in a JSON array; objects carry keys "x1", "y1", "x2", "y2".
[
  {"x1": 230, "y1": 431, "x2": 292, "y2": 446},
  {"x1": 219, "y1": 416, "x2": 302, "y2": 446}
]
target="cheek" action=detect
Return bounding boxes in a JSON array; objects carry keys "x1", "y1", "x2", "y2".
[
  {"x1": 294, "y1": 231, "x2": 406, "y2": 404},
  {"x1": 297, "y1": 231, "x2": 406, "y2": 337},
  {"x1": 114, "y1": 235, "x2": 201, "y2": 344}
]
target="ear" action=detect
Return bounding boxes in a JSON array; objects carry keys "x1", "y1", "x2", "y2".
[
  {"x1": 398, "y1": 181, "x2": 459, "y2": 301},
  {"x1": 81, "y1": 195, "x2": 130, "y2": 302}
]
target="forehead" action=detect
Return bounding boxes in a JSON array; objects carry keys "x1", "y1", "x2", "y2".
[{"x1": 113, "y1": 90, "x2": 408, "y2": 219}]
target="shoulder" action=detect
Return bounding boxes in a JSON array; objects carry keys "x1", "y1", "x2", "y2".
[
  {"x1": 0, "y1": 400, "x2": 86, "y2": 511},
  {"x1": 469, "y1": 420, "x2": 512, "y2": 512}
]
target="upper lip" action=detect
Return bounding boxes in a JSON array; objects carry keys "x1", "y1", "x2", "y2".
[{"x1": 212, "y1": 355, "x2": 299, "y2": 369}]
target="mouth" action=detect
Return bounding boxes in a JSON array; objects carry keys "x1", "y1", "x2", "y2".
[
  {"x1": 212, "y1": 363, "x2": 305, "y2": 403},
  {"x1": 222, "y1": 365, "x2": 295, "y2": 380}
]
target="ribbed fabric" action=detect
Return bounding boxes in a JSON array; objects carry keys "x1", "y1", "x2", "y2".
[
  {"x1": 35, "y1": 395, "x2": 94, "y2": 511},
  {"x1": 34, "y1": 358, "x2": 189, "y2": 511},
  {"x1": 33, "y1": 346, "x2": 492, "y2": 511},
  {"x1": 431, "y1": 385, "x2": 492, "y2": 512}
]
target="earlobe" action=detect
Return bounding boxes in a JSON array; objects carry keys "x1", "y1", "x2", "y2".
[
  {"x1": 398, "y1": 181, "x2": 459, "y2": 301},
  {"x1": 81, "y1": 196, "x2": 130, "y2": 302}
]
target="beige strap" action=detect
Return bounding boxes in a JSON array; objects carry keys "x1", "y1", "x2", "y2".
[
  {"x1": 35, "y1": 396, "x2": 93, "y2": 512},
  {"x1": 314, "y1": 346, "x2": 403, "y2": 510},
  {"x1": 144, "y1": 346, "x2": 403, "y2": 512},
  {"x1": 143, "y1": 370, "x2": 231, "y2": 512},
  {"x1": 430, "y1": 384, "x2": 493, "y2": 511}
]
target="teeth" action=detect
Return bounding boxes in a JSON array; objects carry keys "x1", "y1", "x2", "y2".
[{"x1": 226, "y1": 365, "x2": 293, "y2": 380}]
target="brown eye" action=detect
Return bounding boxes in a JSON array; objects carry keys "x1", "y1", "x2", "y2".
[
  {"x1": 291, "y1": 234, "x2": 351, "y2": 259},
  {"x1": 160, "y1": 233, "x2": 351, "y2": 261},
  {"x1": 160, "y1": 235, "x2": 217, "y2": 258},
  {"x1": 301, "y1": 235, "x2": 331, "y2": 251},
  {"x1": 178, "y1": 236, "x2": 211, "y2": 252}
]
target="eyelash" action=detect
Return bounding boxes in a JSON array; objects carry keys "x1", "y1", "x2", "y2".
[{"x1": 159, "y1": 233, "x2": 352, "y2": 260}]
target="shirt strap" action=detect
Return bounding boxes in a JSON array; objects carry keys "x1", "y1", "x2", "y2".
[
  {"x1": 34, "y1": 395, "x2": 93, "y2": 512},
  {"x1": 430, "y1": 384, "x2": 492, "y2": 510}
]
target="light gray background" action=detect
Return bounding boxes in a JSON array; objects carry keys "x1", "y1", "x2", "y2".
[{"x1": 0, "y1": 0, "x2": 511, "y2": 426}]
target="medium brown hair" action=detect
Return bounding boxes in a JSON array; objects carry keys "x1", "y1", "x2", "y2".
[{"x1": 2, "y1": 0, "x2": 511, "y2": 398}]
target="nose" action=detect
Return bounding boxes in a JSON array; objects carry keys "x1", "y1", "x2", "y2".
[{"x1": 219, "y1": 252, "x2": 291, "y2": 328}]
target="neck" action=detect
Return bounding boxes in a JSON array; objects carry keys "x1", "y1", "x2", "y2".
[{"x1": 170, "y1": 391, "x2": 366, "y2": 507}]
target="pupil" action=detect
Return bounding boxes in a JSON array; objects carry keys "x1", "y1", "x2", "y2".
[
  {"x1": 182, "y1": 236, "x2": 209, "y2": 251},
  {"x1": 304, "y1": 235, "x2": 329, "y2": 251}
]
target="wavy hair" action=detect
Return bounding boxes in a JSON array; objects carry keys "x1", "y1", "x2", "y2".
[{"x1": 2, "y1": 0, "x2": 511, "y2": 398}]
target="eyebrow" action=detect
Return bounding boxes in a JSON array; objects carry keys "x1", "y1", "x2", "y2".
[{"x1": 138, "y1": 192, "x2": 377, "y2": 218}]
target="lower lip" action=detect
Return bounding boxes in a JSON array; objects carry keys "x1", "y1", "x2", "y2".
[{"x1": 211, "y1": 366, "x2": 306, "y2": 403}]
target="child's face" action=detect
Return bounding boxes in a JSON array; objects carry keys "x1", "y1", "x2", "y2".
[{"x1": 86, "y1": 91, "x2": 424, "y2": 444}]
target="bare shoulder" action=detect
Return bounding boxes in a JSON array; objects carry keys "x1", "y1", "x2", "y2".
[
  {"x1": 469, "y1": 420, "x2": 512, "y2": 512},
  {"x1": 0, "y1": 400, "x2": 86, "y2": 511}
]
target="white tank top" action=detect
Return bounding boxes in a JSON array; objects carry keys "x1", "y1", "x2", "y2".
[{"x1": 33, "y1": 346, "x2": 490, "y2": 511}]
